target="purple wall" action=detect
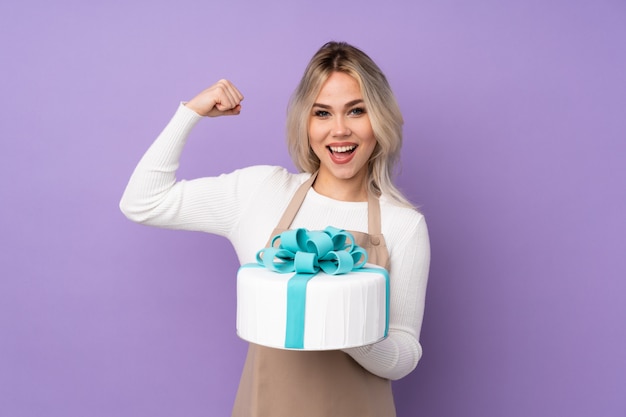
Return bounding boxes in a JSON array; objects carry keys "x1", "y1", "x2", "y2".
[{"x1": 1, "y1": 1, "x2": 625, "y2": 416}]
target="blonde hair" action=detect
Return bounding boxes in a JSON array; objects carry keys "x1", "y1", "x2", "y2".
[{"x1": 286, "y1": 41, "x2": 412, "y2": 207}]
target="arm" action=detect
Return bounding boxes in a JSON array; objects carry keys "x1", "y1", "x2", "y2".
[
  {"x1": 119, "y1": 80, "x2": 247, "y2": 234},
  {"x1": 344, "y1": 214, "x2": 431, "y2": 380}
]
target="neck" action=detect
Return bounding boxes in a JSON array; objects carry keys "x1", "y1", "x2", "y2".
[{"x1": 312, "y1": 174, "x2": 368, "y2": 202}]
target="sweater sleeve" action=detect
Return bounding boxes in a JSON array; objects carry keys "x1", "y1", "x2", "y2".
[
  {"x1": 343, "y1": 214, "x2": 430, "y2": 380},
  {"x1": 119, "y1": 103, "x2": 275, "y2": 238}
]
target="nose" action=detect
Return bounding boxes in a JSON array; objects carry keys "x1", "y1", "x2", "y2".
[{"x1": 332, "y1": 117, "x2": 351, "y2": 137}]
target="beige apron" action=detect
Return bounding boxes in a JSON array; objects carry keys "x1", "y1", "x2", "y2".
[{"x1": 232, "y1": 173, "x2": 396, "y2": 417}]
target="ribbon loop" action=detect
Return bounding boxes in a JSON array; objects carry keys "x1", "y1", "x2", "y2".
[
  {"x1": 256, "y1": 227, "x2": 368, "y2": 275},
  {"x1": 294, "y1": 251, "x2": 318, "y2": 274}
]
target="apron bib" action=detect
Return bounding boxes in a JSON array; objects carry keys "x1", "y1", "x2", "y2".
[{"x1": 232, "y1": 173, "x2": 395, "y2": 417}]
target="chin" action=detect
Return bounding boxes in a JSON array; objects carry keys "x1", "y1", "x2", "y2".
[{"x1": 330, "y1": 168, "x2": 365, "y2": 182}]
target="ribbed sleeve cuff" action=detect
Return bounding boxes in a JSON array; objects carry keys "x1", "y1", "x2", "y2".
[{"x1": 177, "y1": 101, "x2": 204, "y2": 126}]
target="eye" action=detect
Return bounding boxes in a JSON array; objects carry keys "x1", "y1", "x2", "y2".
[
  {"x1": 349, "y1": 107, "x2": 366, "y2": 116},
  {"x1": 314, "y1": 109, "x2": 331, "y2": 118}
]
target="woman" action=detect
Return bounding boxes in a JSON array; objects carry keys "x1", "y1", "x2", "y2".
[{"x1": 120, "y1": 41, "x2": 430, "y2": 417}]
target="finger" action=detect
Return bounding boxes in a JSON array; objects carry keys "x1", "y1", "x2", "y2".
[
  {"x1": 218, "y1": 79, "x2": 244, "y2": 107},
  {"x1": 213, "y1": 104, "x2": 242, "y2": 117},
  {"x1": 225, "y1": 104, "x2": 242, "y2": 115},
  {"x1": 215, "y1": 82, "x2": 240, "y2": 111},
  {"x1": 228, "y1": 82, "x2": 244, "y2": 103}
]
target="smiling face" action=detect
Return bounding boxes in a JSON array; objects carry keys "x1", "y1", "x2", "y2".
[{"x1": 308, "y1": 71, "x2": 377, "y2": 201}]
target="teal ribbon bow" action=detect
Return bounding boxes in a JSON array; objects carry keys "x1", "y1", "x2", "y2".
[{"x1": 256, "y1": 226, "x2": 368, "y2": 349}]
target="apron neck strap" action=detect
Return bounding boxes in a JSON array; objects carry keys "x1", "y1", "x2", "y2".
[
  {"x1": 276, "y1": 171, "x2": 382, "y2": 235},
  {"x1": 367, "y1": 188, "x2": 382, "y2": 236}
]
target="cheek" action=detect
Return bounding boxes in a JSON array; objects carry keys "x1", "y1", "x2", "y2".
[
  {"x1": 362, "y1": 134, "x2": 379, "y2": 160},
  {"x1": 308, "y1": 123, "x2": 324, "y2": 144},
  {"x1": 306, "y1": 125, "x2": 321, "y2": 153}
]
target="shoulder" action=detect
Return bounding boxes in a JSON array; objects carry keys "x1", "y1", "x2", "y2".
[
  {"x1": 379, "y1": 196, "x2": 428, "y2": 244},
  {"x1": 379, "y1": 196, "x2": 426, "y2": 227},
  {"x1": 230, "y1": 166, "x2": 311, "y2": 189},
  {"x1": 220, "y1": 166, "x2": 312, "y2": 202}
]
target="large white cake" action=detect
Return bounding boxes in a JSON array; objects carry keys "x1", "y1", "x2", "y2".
[{"x1": 236, "y1": 263, "x2": 389, "y2": 350}]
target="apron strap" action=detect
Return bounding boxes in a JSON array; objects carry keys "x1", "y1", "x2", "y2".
[
  {"x1": 276, "y1": 171, "x2": 383, "y2": 235},
  {"x1": 275, "y1": 172, "x2": 318, "y2": 230},
  {"x1": 367, "y1": 189, "x2": 382, "y2": 236}
]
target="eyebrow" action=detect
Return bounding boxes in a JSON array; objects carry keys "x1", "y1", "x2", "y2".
[{"x1": 312, "y1": 99, "x2": 365, "y2": 109}]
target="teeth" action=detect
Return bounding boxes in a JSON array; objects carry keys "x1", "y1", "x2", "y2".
[{"x1": 329, "y1": 145, "x2": 356, "y2": 153}]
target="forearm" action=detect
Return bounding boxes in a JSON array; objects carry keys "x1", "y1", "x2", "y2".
[
  {"x1": 344, "y1": 216, "x2": 431, "y2": 380},
  {"x1": 344, "y1": 328, "x2": 422, "y2": 380}
]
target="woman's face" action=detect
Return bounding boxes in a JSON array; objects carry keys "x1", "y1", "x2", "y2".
[{"x1": 308, "y1": 71, "x2": 376, "y2": 199}]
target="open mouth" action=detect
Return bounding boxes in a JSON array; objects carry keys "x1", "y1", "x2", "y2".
[
  {"x1": 327, "y1": 144, "x2": 358, "y2": 164},
  {"x1": 328, "y1": 145, "x2": 357, "y2": 155}
]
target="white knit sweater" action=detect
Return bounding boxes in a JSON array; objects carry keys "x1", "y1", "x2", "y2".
[{"x1": 119, "y1": 103, "x2": 430, "y2": 380}]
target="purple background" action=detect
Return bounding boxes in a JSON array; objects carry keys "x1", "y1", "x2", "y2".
[{"x1": 1, "y1": 1, "x2": 625, "y2": 416}]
